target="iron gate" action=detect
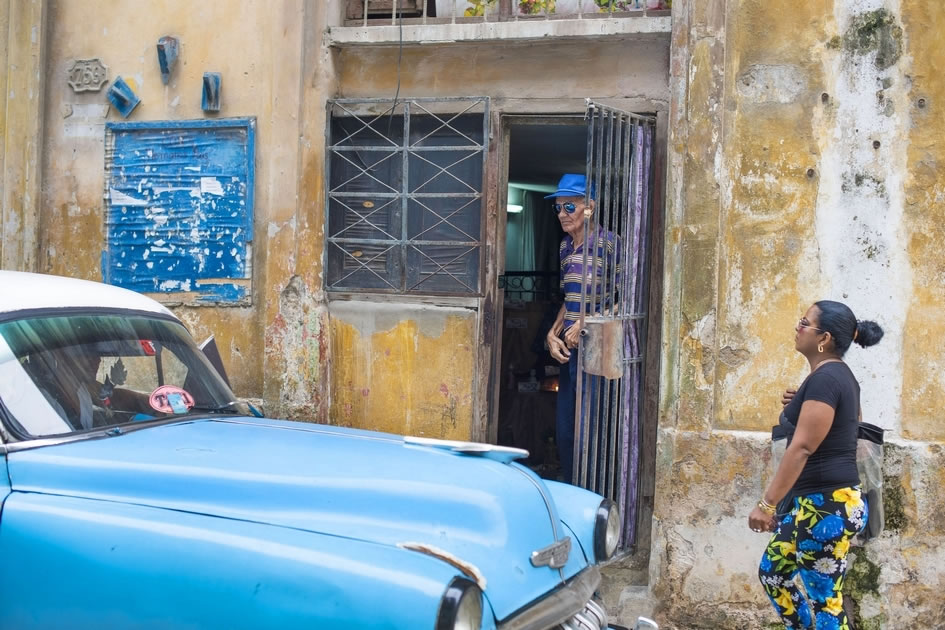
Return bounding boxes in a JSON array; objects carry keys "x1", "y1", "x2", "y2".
[{"x1": 573, "y1": 101, "x2": 657, "y2": 551}]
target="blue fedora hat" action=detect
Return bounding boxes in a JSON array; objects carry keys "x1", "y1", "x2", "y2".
[{"x1": 544, "y1": 173, "x2": 594, "y2": 199}]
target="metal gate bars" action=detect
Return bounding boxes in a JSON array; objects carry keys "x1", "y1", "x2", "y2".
[{"x1": 573, "y1": 101, "x2": 657, "y2": 552}]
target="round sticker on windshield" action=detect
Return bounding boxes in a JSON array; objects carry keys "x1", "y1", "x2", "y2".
[{"x1": 149, "y1": 386, "x2": 195, "y2": 414}]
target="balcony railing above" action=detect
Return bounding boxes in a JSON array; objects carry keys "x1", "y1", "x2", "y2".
[{"x1": 331, "y1": 0, "x2": 671, "y2": 46}]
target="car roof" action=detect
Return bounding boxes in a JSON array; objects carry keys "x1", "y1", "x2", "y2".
[{"x1": 0, "y1": 271, "x2": 176, "y2": 319}]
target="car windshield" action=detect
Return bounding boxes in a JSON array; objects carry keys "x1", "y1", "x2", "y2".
[{"x1": 0, "y1": 312, "x2": 250, "y2": 439}]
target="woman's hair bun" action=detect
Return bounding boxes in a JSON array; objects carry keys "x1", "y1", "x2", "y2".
[{"x1": 855, "y1": 320, "x2": 884, "y2": 347}]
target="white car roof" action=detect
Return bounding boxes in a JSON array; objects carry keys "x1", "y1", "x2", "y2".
[{"x1": 0, "y1": 271, "x2": 176, "y2": 319}]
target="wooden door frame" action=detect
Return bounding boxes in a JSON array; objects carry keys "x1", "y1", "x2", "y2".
[{"x1": 473, "y1": 107, "x2": 504, "y2": 443}]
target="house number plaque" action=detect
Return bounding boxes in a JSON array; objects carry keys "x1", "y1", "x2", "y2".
[{"x1": 67, "y1": 58, "x2": 109, "y2": 92}]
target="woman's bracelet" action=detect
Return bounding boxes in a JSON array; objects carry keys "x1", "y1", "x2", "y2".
[{"x1": 757, "y1": 498, "x2": 776, "y2": 516}]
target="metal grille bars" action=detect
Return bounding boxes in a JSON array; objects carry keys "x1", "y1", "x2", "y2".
[{"x1": 326, "y1": 97, "x2": 489, "y2": 295}]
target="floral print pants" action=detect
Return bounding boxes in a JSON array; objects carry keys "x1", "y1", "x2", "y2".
[{"x1": 758, "y1": 487, "x2": 868, "y2": 629}]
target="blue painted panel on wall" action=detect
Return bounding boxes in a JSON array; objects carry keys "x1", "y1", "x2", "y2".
[{"x1": 103, "y1": 118, "x2": 255, "y2": 304}]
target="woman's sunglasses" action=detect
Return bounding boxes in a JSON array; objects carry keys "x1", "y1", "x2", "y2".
[
  {"x1": 554, "y1": 202, "x2": 578, "y2": 214},
  {"x1": 796, "y1": 319, "x2": 825, "y2": 333}
]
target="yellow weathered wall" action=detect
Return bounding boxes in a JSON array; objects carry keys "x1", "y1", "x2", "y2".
[
  {"x1": 39, "y1": 0, "x2": 310, "y2": 401},
  {"x1": 329, "y1": 301, "x2": 475, "y2": 439},
  {"x1": 664, "y1": 0, "x2": 942, "y2": 440},
  {"x1": 337, "y1": 36, "x2": 670, "y2": 111},
  {"x1": 696, "y1": 0, "x2": 945, "y2": 441},
  {"x1": 900, "y1": 0, "x2": 945, "y2": 442},
  {"x1": 651, "y1": 1, "x2": 945, "y2": 627},
  {"x1": 1, "y1": 0, "x2": 46, "y2": 271},
  {"x1": 715, "y1": 2, "x2": 831, "y2": 431},
  {"x1": 663, "y1": 0, "x2": 944, "y2": 438}
]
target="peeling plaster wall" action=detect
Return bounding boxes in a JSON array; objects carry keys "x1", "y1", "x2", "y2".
[
  {"x1": 260, "y1": 1, "x2": 339, "y2": 421},
  {"x1": 39, "y1": 0, "x2": 314, "y2": 402},
  {"x1": 813, "y1": 1, "x2": 912, "y2": 435},
  {"x1": 647, "y1": 0, "x2": 945, "y2": 627},
  {"x1": 329, "y1": 301, "x2": 475, "y2": 440}
]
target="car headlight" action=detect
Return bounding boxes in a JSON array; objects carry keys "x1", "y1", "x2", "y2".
[
  {"x1": 594, "y1": 499, "x2": 620, "y2": 562},
  {"x1": 436, "y1": 577, "x2": 482, "y2": 630}
]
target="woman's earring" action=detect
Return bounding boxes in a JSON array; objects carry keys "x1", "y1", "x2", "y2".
[{"x1": 818, "y1": 343, "x2": 824, "y2": 353}]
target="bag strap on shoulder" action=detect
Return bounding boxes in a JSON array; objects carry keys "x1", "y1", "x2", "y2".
[{"x1": 858, "y1": 422, "x2": 884, "y2": 445}]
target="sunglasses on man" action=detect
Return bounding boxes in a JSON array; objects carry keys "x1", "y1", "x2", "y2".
[{"x1": 553, "y1": 202, "x2": 579, "y2": 214}]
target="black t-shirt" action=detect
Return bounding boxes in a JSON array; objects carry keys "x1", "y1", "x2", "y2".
[{"x1": 783, "y1": 361, "x2": 860, "y2": 495}]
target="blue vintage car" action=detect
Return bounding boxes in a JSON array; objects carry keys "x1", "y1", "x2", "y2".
[{"x1": 0, "y1": 271, "x2": 623, "y2": 630}]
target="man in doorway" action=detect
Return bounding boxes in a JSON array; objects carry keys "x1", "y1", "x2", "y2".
[{"x1": 545, "y1": 174, "x2": 620, "y2": 484}]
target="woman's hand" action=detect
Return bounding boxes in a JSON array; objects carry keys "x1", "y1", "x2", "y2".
[
  {"x1": 748, "y1": 505, "x2": 777, "y2": 533},
  {"x1": 781, "y1": 388, "x2": 796, "y2": 406}
]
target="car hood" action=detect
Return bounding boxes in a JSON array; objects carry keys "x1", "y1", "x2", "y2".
[{"x1": 7, "y1": 417, "x2": 588, "y2": 619}]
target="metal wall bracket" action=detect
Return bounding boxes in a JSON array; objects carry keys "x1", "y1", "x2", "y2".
[
  {"x1": 106, "y1": 76, "x2": 140, "y2": 118},
  {"x1": 202, "y1": 72, "x2": 221, "y2": 112},
  {"x1": 157, "y1": 36, "x2": 180, "y2": 85}
]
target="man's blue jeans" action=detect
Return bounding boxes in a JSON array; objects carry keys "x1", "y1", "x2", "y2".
[{"x1": 556, "y1": 350, "x2": 599, "y2": 485}]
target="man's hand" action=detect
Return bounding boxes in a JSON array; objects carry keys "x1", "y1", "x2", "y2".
[
  {"x1": 547, "y1": 332, "x2": 570, "y2": 364},
  {"x1": 781, "y1": 388, "x2": 796, "y2": 406},
  {"x1": 563, "y1": 324, "x2": 581, "y2": 350}
]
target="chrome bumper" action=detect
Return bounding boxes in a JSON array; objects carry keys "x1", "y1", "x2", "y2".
[
  {"x1": 498, "y1": 566, "x2": 608, "y2": 630},
  {"x1": 560, "y1": 598, "x2": 607, "y2": 630}
]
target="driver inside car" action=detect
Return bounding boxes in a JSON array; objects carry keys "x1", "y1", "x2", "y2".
[{"x1": 27, "y1": 345, "x2": 151, "y2": 430}]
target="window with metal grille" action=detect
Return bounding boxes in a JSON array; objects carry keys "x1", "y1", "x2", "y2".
[{"x1": 326, "y1": 98, "x2": 488, "y2": 295}]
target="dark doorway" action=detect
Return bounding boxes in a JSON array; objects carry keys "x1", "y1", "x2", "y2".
[
  {"x1": 495, "y1": 108, "x2": 662, "y2": 560},
  {"x1": 495, "y1": 118, "x2": 586, "y2": 479}
]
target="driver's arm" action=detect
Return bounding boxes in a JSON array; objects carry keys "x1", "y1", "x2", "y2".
[{"x1": 109, "y1": 387, "x2": 152, "y2": 413}]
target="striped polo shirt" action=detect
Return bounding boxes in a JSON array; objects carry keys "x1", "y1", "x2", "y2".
[{"x1": 559, "y1": 228, "x2": 621, "y2": 329}]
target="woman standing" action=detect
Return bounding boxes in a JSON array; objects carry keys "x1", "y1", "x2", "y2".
[{"x1": 749, "y1": 300, "x2": 883, "y2": 629}]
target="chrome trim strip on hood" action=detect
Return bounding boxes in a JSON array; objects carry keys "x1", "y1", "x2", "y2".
[
  {"x1": 403, "y1": 436, "x2": 529, "y2": 464},
  {"x1": 512, "y1": 465, "x2": 566, "y2": 581},
  {"x1": 497, "y1": 565, "x2": 601, "y2": 630}
]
